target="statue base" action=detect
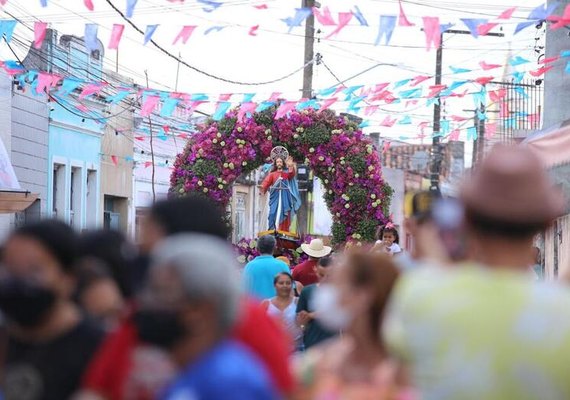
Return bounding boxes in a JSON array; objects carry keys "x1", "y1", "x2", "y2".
[{"x1": 257, "y1": 229, "x2": 299, "y2": 250}]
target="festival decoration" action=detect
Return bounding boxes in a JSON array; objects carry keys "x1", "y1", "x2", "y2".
[{"x1": 170, "y1": 106, "x2": 392, "y2": 244}]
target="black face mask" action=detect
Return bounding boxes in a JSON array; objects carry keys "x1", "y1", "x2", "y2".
[
  {"x1": 133, "y1": 309, "x2": 185, "y2": 350},
  {"x1": 0, "y1": 278, "x2": 56, "y2": 328}
]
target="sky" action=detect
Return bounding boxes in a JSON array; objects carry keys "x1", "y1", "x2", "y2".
[{"x1": 0, "y1": 0, "x2": 547, "y2": 149}]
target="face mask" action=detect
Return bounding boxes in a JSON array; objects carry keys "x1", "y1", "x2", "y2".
[
  {"x1": 312, "y1": 284, "x2": 352, "y2": 331},
  {"x1": 0, "y1": 278, "x2": 56, "y2": 328},
  {"x1": 133, "y1": 309, "x2": 185, "y2": 350}
]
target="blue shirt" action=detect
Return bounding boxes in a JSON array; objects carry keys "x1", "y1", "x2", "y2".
[
  {"x1": 161, "y1": 339, "x2": 278, "y2": 400},
  {"x1": 243, "y1": 255, "x2": 290, "y2": 300}
]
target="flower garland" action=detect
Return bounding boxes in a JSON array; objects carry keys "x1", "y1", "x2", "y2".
[{"x1": 170, "y1": 106, "x2": 392, "y2": 244}]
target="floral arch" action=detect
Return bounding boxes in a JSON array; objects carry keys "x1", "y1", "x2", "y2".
[{"x1": 170, "y1": 107, "x2": 393, "y2": 244}]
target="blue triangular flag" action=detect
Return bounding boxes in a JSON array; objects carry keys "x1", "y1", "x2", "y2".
[
  {"x1": 126, "y1": 0, "x2": 138, "y2": 18},
  {"x1": 84, "y1": 24, "x2": 99, "y2": 52},
  {"x1": 144, "y1": 25, "x2": 159, "y2": 45},
  {"x1": 461, "y1": 18, "x2": 487, "y2": 38},
  {"x1": 467, "y1": 126, "x2": 478, "y2": 141},
  {"x1": 353, "y1": 6, "x2": 368, "y2": 26},
  {"x1": 282, "y1": 8, "x2": 312, "y2": 33},
  {"x1": 375, "y1": 15, "x2": 397, "y2": 46}
]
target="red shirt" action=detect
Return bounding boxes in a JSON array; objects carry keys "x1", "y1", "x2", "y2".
[
  {"x1": 82, "y1": 298, "x2": 295, "y2": 399},
  {"x1": 292, "y1": 258, "x2": 318, "y2": 286}
]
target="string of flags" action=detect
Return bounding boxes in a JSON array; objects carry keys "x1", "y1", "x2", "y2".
[{"x1": 1, "y1": 2, "x2": 569, "y2": 52}]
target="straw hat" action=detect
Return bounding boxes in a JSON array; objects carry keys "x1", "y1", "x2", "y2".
[
  {"x1": 461, "y1": 144, "x2": 565, "y2": 224},
  {"x1": 301, "y1": 239, "x2": 332, "y2": 258}
]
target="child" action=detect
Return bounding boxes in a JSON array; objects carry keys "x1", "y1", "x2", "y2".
[{"x1": 373, "y1": 224, "x2": 402, "y2": 255}]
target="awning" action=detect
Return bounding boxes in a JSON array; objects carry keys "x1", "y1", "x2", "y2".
[
  {"x1": 523, "y1": 122, "x2": 570, "y2": 168},
  {"x1": 0, "y1": 191, "x2": 39, "y2": 213}
]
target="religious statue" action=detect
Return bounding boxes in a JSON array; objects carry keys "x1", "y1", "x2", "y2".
[{"x1": 260, "y1": 146, "x2": 301, "y2": 232}]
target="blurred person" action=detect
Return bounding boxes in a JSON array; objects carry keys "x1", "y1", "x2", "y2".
[
  {"x1": 261, "y1": 272, "x2": 303, "y2": 352},
  {"x1": 275, "y1": 256, "x2": 303, "y2": 295},
  {"x1": 296, "y1": 256, "x2": 337, "y2": 350},
  {"x1": 0, "y1": 220, "x2": 104, "y2": 400},
  {"x1": 372, "y1": 224, "x2": 402, "y2": 256},
  {"x1": 384, "y1": 145, "x2": 570, "y2": 399},
  {"x1": 292, "y1": 239, "x2": 332, "y2": 286},
  {"x1": 138, "y1": 234, "x2": 278, "y2": 400},
  {"x1": 80, "y1": 196, "x2": 295, "y2": 400},
  {"x1": 295, "y1": 251, "x2": 412, "y2": 400},
  {"x1": 76, "y1": 230, "x2": 138, "y2": 331},
  {"x1": 243, "y1": 236, "x2": 290, "y2": 300}
]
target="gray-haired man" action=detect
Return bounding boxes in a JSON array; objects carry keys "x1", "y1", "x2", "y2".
[{"x1": 135, "y1": 234, "x2": 278, "y2": 400}]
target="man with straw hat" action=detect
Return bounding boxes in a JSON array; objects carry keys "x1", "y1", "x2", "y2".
[
  {"x1": 292, "y1": 239, "x2": 332, "y2": 287},
  {"x1": 384, "y1": 145, "x2": 570, "y2": 400}
]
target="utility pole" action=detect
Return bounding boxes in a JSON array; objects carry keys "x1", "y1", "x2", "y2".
[
  {"x1": 430, "y1": 29, "x2": 504, "y2": 192},
  {"x1": 297, "y1": 0, "x2": 317, "y2": 236},
  {"x1": 144, "y1": 70, "x2": 156, "y2": 203}
]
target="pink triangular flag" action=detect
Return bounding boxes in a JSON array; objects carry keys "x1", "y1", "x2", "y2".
[
  {"x1": 318, "y1": 97, "x2": 338, "y2": 112},
  {"x1": 275, "y1": 101, "x2": 296, "y2": 119},
  {"x1": 79, "y1": 83, "x2": 105, "y2": 99},
  {"x1": 364, "y1": 105, "x2": 378, "y2": 116},
  {"x1": 36, "y1": 72, "x2": 60, "y2": 94},
  {"x1": 380, "y1": 116, "x2": 397, "y2": 127},
  {"x1": 422, "y1": 17, "x2": 441, "y2": 51},
  {"x1": 219, "y1": 93, "x2": 232, "y2": 101},
  {"x1": 34, "y1": 22, "x2": 48, "y2": 49},
  {"x1": 448, "y1": 129, "x2": 460, "y2": 141},
  {"x1": 76, "y1": 104, "x2": 89, "y2": 113},
  {"x1": 268, "y1": 92, "x2": 282, "y2": 102},
  {"x1": 108, "y1": 24, "x2": 125, "y2": 50},
  {"x1": 539, "y1": 56, "x2": 560, "y2": 65},
  {"x1": 313, "y1": 6, "x2": 336, "y2": 26},
  {"x1": 140, "y1": 95, "x2": 160, "y2": 117},
  {"x1": 398, "y1": 0, "x2": 414, "y2": 27},
  {"x1": 173, "y1": 25, "x2": 197, "y2": 45},
  {"x1": 450, "y1": 115, "x2": 469, "y2": 122},
  {"x1": 477, "y1": 22, "x2": 498, "y2": 36},
  {"x1": 237, "y1": 102, "x2": 258, "y2": 121},
  {"x1": 324, "y1": 12, "x2": 353, "y2": 39},
  {"x1": 84, "y1": 0, "x2": 94, "y2": 11},
  {"x1": 489, "y1": 88, "x2": 506, "y2": 103},
  {"x1": 144, "y1": 161, "x2": 152, "y2": 168},
  {"x1": 484, "y1": 123, "x2": 497, "y2": 139},
  {"x1": 479, "y1": 61, "x2": 502, "y2": 70},
  {"x1": 411, "y1": 75, "x2": 431, "y2": 86},
  {"x1": 428, "y1": 84, "x2": 446, "y2": 98},
  {"x1": 111, "y1": 155, "x2": 119, "y2": 166},
  {"x1": 529, "y1": 65, "x2": 553, "y2": 77},
  {"x1": 475, "y1": 76, "x2": 494, "y2": 85},
  {"x1": 528, "y1": 113, "x2": 541, "y2": 128},
  {"x1": 248, "y1": 25, "x2": 259, "y2": 36},
  {"x1": 253, "y1": 4, "x2": 268, "y2": 10},
  {"x1": 498, "y1": 6, "x2": 516, "y2": 20},
  {"x1": 0, "y1": 0, "x2": 8, "y2": 5}
]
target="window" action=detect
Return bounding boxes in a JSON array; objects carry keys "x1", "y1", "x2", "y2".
[
  {"x1": 70, "y1": 167, "x2": 83, "y2": 229},
  {"x1": 86, "y1": 170, "x2": 98, "y2": 227},
  {"x1": 52, "y1": 163, "x2": 66, "y2": 219}
]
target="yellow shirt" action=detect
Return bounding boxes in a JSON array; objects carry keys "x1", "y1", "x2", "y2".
[{"x1": 384, "y1": 264, "x2": 570, "y2": 400}]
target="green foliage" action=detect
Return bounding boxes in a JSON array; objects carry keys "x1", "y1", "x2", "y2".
[
  {"x1": 346, "y1": 185, "x2": 367, "y2": 206},
  {"x1": 323, "y1": 189, "x2": 334, "y2": 208},
  {"x1": 301, "y1": 123, "x2": 332, "y2": 147},
  {"x1": 218, "y1": 117, "x2": 237, "y2": 135},
  {"x1": 381, "y1": 184, "x2": 394, "y2": 218},
  {"x1": 192, "y1": 159, "x2": 220, "y2": 178},
  {"x1": 346, "y1": 153, "x2": 367, "y2": 174},
  {"x1": 356, "y1": 218, "x2": 379, "y2": 242},
  {"x1": 253, "y1": 107, "x2": 276, "y2": 128},
  {"x1": 332, "y1": 221, "x2": 347, "y2": 245}
]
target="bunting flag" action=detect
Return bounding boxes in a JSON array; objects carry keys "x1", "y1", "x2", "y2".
[
  {"x1": 318, "y1": 97, "x2": 338, "y2": 112},
  {"x1": 79, "y1": 83, "x2": 105, "y2": 99},
  {"x1": 477, "y1": 22, "x2": 498, "y2": 36},
  {"x1": 274, "y1": 101, "x2": 297, "y2": 119},
  {"x1": 36, "y1": 72, "x2": 60, "y2": 94},
  {"x1": 479, "y1": 61, "x2": 501, "y2": 71},
  {"x1": 173, "y1": 26, "x2": 197, "y2": 45},
  {"x1": 0, "y1": 20, "x2": 16, "y2": 43},
  {"x1": 144, "y1": 24, "x2": 159, "y2": 45},
  {"x1": 108, "y1": 24, "x2": 125, "y2": 50},
  {"x1": 84, "y1": 24, "x2": 99, "y2": 52},
  {"x1": 448, "y1": 129, "x2": 460, "y2": 141},
  {"x1": 34, "y1": 22, "x2": 48, "y2": 49},
  {"x1": 461, "y1": 18, "x2": 487, "y2": 38},
  {"x1": 197, "y1": 0, "x2": 222, "y2": 13},
  {"x1": 324, "y1": 12, "x2": 353, "y2": 39},
  {"x1": 515, "y1": 2, "x2": 559, "y2": 34},
  {"x1": 126, "y1": 0, "x2": 138, "y2": 18},
  {"x1": 498, "y1": 6, "x2": 517, "y2": 20},
  {"x1": 352, "y1": 6, "x2": 368, "y2": 26},
  {"x1": 450, "y1": 66, "x2": 471, "y2": 74},
  {"x1": 237, "y1": 102, "x2": 257, "y2": 121},
  {"x1": 247, "y1": 25, "x2": 259, "y2": 36},
  {"x1": 529, "y1": 65, "x2": 553, "y2": 76},
  {"x1": 282, "y1": 8, "x2": 312, "y2": 32},
  {"x1": 111, "y1": 155, "x2": 118, "y2": 166},
  {"x1": 466, "y1": 126, "x2": 478, "y2": 141},
  {"x1": 509, "y1": 56, "x2": 530, "y2": 66},
  {"x1": 58, "y1": 78, "x2": 83, "y2": 96},
  {"x1": 485, "y1": 123, "x2": 497, "y2": 139},
  {"x1": 539, "y1": 55, "x2": 560, "y2": 64},
  {"x1": 375, "y1": 15, "x2": 397, "y2": 46},
  {"x1": 422, "y1": 17, "x2": 441, "y2": 51},
  {"x1": 84, "y1": 0, "x2": 94, "y2": 11},
  {"x1": 380, "y1": 116, "x2": 397, "y2": 127},
  {"x1": 313, "y1": 6, "x2": 336, "y2": 26},
  {"x1": 398, "y1": 0, "x2": 414, "y2": 27},
  {"x1": 40, "y1": 0, "x2": 47, "y2": 7}
]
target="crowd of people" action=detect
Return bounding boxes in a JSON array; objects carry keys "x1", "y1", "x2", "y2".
[{"x1": 0, "y1": 144, "x2": 568, "y2": 400}]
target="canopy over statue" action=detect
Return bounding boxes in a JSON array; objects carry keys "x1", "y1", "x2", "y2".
[{"x1": 260, "y1": 146, "x2": 301, "y2": 233}]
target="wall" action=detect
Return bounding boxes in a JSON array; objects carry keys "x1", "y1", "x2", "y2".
[
  {"x1": 100, "y1": 70, "x2": 134, "y2": 235},
  {"x1": 544, "y1": 0, "x2": 570, "y2": 128},
  {"x1": 0, "y1": 72, "x2": 13, "y2": 238},
  {"x1": 11, "y1": 85, "x2": 49, "y2": 222}
]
